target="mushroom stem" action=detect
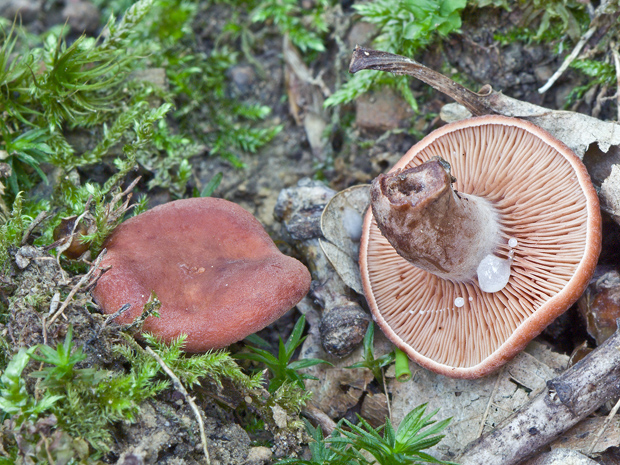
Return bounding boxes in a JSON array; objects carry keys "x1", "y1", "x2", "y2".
[{"x1": 370, "y1": 158, "x2": 501, "y2": 282}]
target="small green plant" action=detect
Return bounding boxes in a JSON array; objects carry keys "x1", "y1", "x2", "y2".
[
  {"x1": 519, "y1": 0, "x2": 585, "y2": 42},
  {"x1": 346, "y1": 323, "x2": 395, "y2": 387},
  {"x1": 476, "y1": 0, "x2": 586, "y2": 42},
  {"x1": 250, "y1": 0, "x2": 332, "y2": 53},
  {"x1": 566, "y1": 58, "x2": 617, "y2": 106},
  {"x1": 277, "y1": 419, "x2": 369, "y2": 465},
  {"x1": 164, "y1": 45, "x2": 282, "y2": 168},
  {"x1": 0, "y1": 128, "x2": 53, "y2": 195},
  {"x1": 30, "y1": 326, "x2": 93, "y2": 389},
  {"x1": 28, "y1": 329, "x2": 166, "y2": 451},
  {"x1": 0, "y1": 193, "x2": 24, "y2": 274},
  {"x1": 1, "y1": 0, "x2": 283, "y2": 252},
  {"x1": 0, "y1": 347, "x2": 91, "y2": 465},
  {"x1": 277, "y1": 404, "x2": 455, "y2": 465},
  {"x1": 0, "y1": 348, "x2": 62, "y2": 424},
  {"x1": 330, "y1": 404, "x2": 456, "y2": 465},
  {"x1": 0, "y1": 324, "x2": 263, "y2": 455},
  {"x1": 236, "y1": 314, "x2": 331, "y2": 392},
  {"x1": 121, "y1": 333, "x2": 264, "y2": 390},
  {"x1": 325, "y1": 0, "x2": 466, "y2": 110},
  {"x1": 198, "y1": 171, "x2": 223, "y2": 197}
]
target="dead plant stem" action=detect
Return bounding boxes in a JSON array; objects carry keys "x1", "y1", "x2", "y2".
[
  {"x1": 145, "y1": 346, "x2": 211, "y2": 465},
  {"x1": 478, "y1": 367, "x2": 504, "y2": 438},
  {"x1": 538, "y1": 26, "x2": 597, "y2": 94},
  {"x1": 612, "y1": 43, "x2": 620, "y2": 121},
  {"x1": 587, "y1": 396, "x2": 620, "y2": 455},
  {"x1": 47, "y1": 250, "x2": 106, "y2": 327}
]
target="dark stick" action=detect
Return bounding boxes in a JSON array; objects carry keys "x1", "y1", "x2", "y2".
[{"x1": 349, "y1": 46, "x2": 495, "y2": 117}]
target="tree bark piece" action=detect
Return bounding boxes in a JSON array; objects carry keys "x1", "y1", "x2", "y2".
[{"x1": 457, "y1": 325, "x2": 620, "y2": 465}]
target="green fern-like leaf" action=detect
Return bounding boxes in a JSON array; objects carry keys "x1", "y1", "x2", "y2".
[{"x1": 329, "y1": 403, "x2": 455, "y2": 465}]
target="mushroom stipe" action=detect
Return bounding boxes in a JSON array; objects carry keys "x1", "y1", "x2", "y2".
[
  {"x1": 92, "y1": 197, "x2": 311, "y2": 352},
  {"x1": 360, "y1": 115, "x2": 602, "y2": 379}
]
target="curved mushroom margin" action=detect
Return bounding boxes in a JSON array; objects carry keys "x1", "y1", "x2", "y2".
[{"x1": 359, "y1": 115, "x2": 602, "y2": 379}]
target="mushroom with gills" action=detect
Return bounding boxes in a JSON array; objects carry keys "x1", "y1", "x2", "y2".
[
  {"x1": 92, "y1": 197, "x2": 312, "y2": 351},
  {"x1": 360, "y1": 115, "x2": 602, "y2": 379}
]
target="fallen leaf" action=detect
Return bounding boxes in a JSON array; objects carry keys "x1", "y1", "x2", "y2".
[
  {"x1": 319, "y1": 184, "x2": 370, "y2": 294},
  {"x1": 390, "y1": 341, "x2": 569, "y2": 460}
]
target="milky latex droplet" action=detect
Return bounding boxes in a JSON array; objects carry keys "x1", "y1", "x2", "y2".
[
  {"x1": 508, "y1": 237, "x2": 518, "y2": 248},
  {"x1": 454, "y1": 297, "x2": 465, "y2": 308},
  {"x1": 477, "y1": 254, "x2": 511, "y2": 293}
]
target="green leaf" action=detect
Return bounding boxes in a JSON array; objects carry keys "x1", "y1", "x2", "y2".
[
  {"x1": 328, "y1": 402, "x2": 455, "y2": 465},
  {"x1": 284, "y1": 314, "x2": 306, "y2": 355},
  {"x1": 244, "y1": 333, "x2": 273, "y2": 350},
  {"x1": 201, "y1": 172, "x2": 223, "y2": 197},
  {"x1": 237, "y1": 315, "x2": 329, "y2": 393}
]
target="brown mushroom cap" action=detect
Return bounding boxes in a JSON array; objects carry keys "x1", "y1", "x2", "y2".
[
  {"x1": 92, "y1": 197, "x2": 311, "y2": 351},
  {"x1": 360, "y1": 115, "x2": 602, "y2": 378}
]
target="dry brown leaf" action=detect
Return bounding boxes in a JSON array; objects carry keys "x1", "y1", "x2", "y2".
[
  {"x1": 390, "y1": 341, "x2": 568, "y2": 460},
  {"x1": 319, "y1": 184, "x2": 370, "y2": 294}
]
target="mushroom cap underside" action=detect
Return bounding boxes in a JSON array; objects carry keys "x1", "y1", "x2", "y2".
[
  {"x1": 360, "y1": 115, "x2": 602, "y2": 378},
  {"x1": 93, "y1": 197, "x2": 311, "y2": 352}
]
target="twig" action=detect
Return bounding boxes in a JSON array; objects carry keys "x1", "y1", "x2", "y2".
[
  {"x1": 382, "y1": 367, "x2": 392, "y2": 423},
  {"x1": 538, "y1": 26, "x2": 597, "y2": 94},
  {"x1": 587, "y1": 396, "x2": 620, "y2": 455},
  {"x1": 102, "y1": 303, "x2": 132, "y2": 329},
  {"x1": 347, "y1": 46, "x2": 620, "y2": 159},
  {"x1": 458, "y1": 324, "x2": 620, "y2": 465},
  {"x1": 477, "y1": 367, "x2": 504, "y2": 438},
  {"x1": 612, "y1": 44, "x2": 620, "y2": 122},
  {"x1": 303, "y1": 403, "x2": 337, "y2": 435},
  {"x1": 145, "y1": 346, "x2": 210, "y2": 464},
  {"x1": 47, "y1": 250, "x2": 107, "y2": 327},
  {"x1": 537, "y1": 0, "x2": 617, "y2": 94},
  {"x1": 284, "y1": 35, "x2": 332, "y2": 98},
  {"x1": 40, "y1": 433, "x2": 55, "y2": 465},
  {"x1": 21, "y1": 210, "x2": 48, "y2": 246},
  {"x1": 592, "y1": 83, "x2": 609, "y2": 119},
  {"x1": 349, "y1": 46, "x2": 493, "y2": 117}
]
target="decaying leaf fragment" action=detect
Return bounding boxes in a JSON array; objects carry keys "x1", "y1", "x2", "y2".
[
  {"x1": 600, "y1": 164, "x2": 620, "y2": 223},
  {"x1": 390, "y1": 341, "x2": 569, "y2": 461},
  {"x1": 283, "y1": 36, "x2": 330, "y2": 159},
  {"x1": 578, "y1": 268, "x2": 620, "y2": 345},
  {"x1": 319, "y1": 184, "x2": 370, "y2": 295}
]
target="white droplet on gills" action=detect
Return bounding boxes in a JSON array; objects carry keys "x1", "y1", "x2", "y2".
[
  {"x1": 454, "y1": 297, "x2": 465, "y2": 308},
  {"x1": 508, "y1": 237, "x2": 518, "y2": 248},
  {"x1": 477, "y1": 254, "x2": 511, "y2": 293},
  {"x1": 342, "y1": 207, "x2": 363, "y2": 241}
]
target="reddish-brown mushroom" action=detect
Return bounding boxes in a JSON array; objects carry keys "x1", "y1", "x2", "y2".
[
  {"x1": 360, "y1": 115, "x2": 601, "y2": 378},
  {"x1": 92, "y1": 197, "x2": 311, "y2": 351}
]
